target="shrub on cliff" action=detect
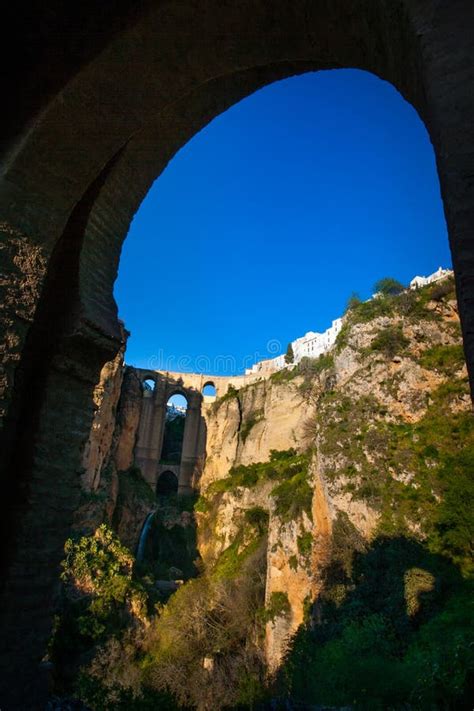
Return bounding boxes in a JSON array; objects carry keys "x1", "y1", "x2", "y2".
[
  {"x1": 59, "y1": 525, "x2": 147, "y2": 640},
  {"x1": 285, "y1": 342, "x2": 295, "y2": 364},
  {"x1": 265, "y1": 591, "x2": 291, "y2": 622},
  {"x1": 374, "y1": 276, "x2": 405, "y2": 296},
  {"x1": 143, "y1": 531, "x2": 268, "y2": 709},
  {"x1": 370, "y1": 325, "x2": 409, "y2": 358},
  {"x1": 272, "y1": 470, "x2": 313, "y2": 522},
  {"x1": 50, "y1": 525, "x2": 150, "y2": 700},
  {"x1": 419, "y1": 343, "x2": 465, "y2": 375}
]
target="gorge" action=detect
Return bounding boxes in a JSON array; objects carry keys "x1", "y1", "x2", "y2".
[
  {"x1": 47, "y1": 272, "x2": 473, "y2": 709},
  {"x1": 0, "y1": 3, "x2": 473, "y2": 707}
]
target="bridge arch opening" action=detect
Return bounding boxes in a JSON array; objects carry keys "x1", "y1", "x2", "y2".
[
  {"x1": 142, "y1": 377, "x2": 156, "y2": 394},
  {"x1": 202, "y1": 382, "x2": 216, "y2": 398},
  {"x1": 160, "y1": 393, "x2": 188, "y2": 465},
  {"x1": 156, "y1": 470, "x2": 179, "y2": 496}
]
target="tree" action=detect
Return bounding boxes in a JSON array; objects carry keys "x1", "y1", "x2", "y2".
[
  {"x1": 346, "y1": 292, "x2": 362, "y2": 312},
  {"x1": 373, "y1": 277, "x2": 405, "y2": 296},
  {"x1": 285, "y1": 343, "x2": 294, "y2": 364}
]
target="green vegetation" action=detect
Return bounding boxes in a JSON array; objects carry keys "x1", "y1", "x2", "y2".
[
  {"x1": 297, "y1": 531, "x2": 313, "y2": 559},
  {"x1": 201, "y1": 448, "x2": 309, "y2": 498},
  {"x1": 373, "y1": 276, "x2": 405, "y2": 295},
  {"x1": 339, "y1": 276, "x2": 457, "y2": 352},
  {"x1": 53, "y1": 272, "x2": 472, "y2": 708},
  {"x1": 138, "y1": 504, "x2": 269, "y2": 709},
  {"x1": 54, "y1": 495, "x2": 270, "y2": 709},
  {"x1": 289, "y1": 554, "x2": 298, "y2": 571},
  {"x1": 369, "y1": 325, "x2": 409, "y2": 358},
  {"x1": 334, "y1": 320, "x2": 351, "y2": 352},
  {"x1": 265, "y1": 591, "x2": 291, "y2": 622},
  {"x1": 211, "y1": 383, "x2": 239, "y2": 414},
  {"x1": 244, "y1": 506, "x2": 270, "y2": 533},
  {"x1": 197, "y1": 449, "x2": 312, "y2": 527},
  {"x1": 345, "y1": 292, "x2": 362, "y2": 311},
  {"x1": 419, "y1": 343, "x2": 465, "y2": 374},
  {"x1": 343, "y1": 291, "x2": 396, "y2": 323},
  {"x1": 313, "y1": 377, "x2": 474, "y2": 577},
  {"x1": 270, "y1": 353, "x2": 334, "y2": 387},
  {"x1": 240, "y1": 408, "x2": 264, "y2": 443},
  {"x1": 285, "y1": 342, "x2": 295, "y2": 364},
  {"x1": 143, "y1": 539, "x2": 268, "y2": 710},
  {"x1": 49, "y1": 525, "x2": 151, "y2": 700},
  {"x1": 277, "y1": 538, "x2": 473, "y2": 710},
  {"x1": 59, "y1": 525, "x2": 147, "y2": 641},
  {"x1": 196, "y1": 450, "x2": 312, "y2": 538},
  {"x1": 272, "y1": 469, "x2": 313, "y2": 522}
]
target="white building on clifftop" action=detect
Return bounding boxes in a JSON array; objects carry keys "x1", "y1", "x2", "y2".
[
  {"x1": 245, "y1": 318, "x2": 343, "y2": 375},
  {"x1": 246, "y1": 267, "x2": 452, "y2": 377},
  {"x1": 410, "y1": 266, "x2": 452, "y2": 290}
]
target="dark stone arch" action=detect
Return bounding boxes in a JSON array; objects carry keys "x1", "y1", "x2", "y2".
[
  {"x1": 156, "y1": 470, "x2": 179, "y2": 496},
  {"x1": 0, "y1": 1, "x2": 472, "y2": 704},
  {"x1": 142, "y1": 376, "x2": 156, "y2": 393}
]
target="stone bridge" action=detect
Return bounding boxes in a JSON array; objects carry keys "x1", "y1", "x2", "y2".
[{"x1": 134, "y1": 368, "x2": 261, "y2": 494}]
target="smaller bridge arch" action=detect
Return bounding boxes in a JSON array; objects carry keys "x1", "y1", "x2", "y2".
[
  {"x1": 142, "y1": 376, "x2": 156, "y2": 396},
  {"x1": 202, "y1": 381, "x2": 217, "y2": 401},
  {"x1": 156, "y1": 468, "x2": 179, "y2": 496}
]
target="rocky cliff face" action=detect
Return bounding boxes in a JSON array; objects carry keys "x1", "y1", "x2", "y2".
[
  {"x1": 196, "y1": 277, "x2": 470, "y2": 668},
  {"x1": 201, "y1": 378, "x2": 314, "y2": 487},
  {"x1": 53, "y1": 276, "x2": 473, "y2": 709},
  {"x1": 74, "y1": 275, "x2": 470, "y2": 673},
  {"x1": 76, "y1": 355, "x2": 150, "y2": 546}
]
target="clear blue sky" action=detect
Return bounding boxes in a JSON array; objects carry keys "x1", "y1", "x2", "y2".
[{"x1": 115, "y1": 69, "x2": 451, "y2": 375}]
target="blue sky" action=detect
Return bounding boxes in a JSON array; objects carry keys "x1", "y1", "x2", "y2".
[{"x1": 115, "y1": 69, "x2": 450, "y2": 375}]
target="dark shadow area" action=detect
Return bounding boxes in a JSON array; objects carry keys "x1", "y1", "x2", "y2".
[
  {"x1": 138, "y1": 494, "x2": 200, "y2": 594},
  {"x1": 160, "y1": 395, "x2": 187, "y2": 465},
  {"x1": 156, "y1": 470, "x2": 178, "y2": 496},
  {"x1": 274, "y1": 532, "x2": 473, "y2": 710},
  {"x1": 0, "y1": 147, "x2": 125, "y2": 590}
]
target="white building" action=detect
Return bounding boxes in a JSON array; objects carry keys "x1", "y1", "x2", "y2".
[
  {"x1": 245, "y1": 318, "x2": 343, "y2": 375},
  {"x1": 246, "y1": 268, "x2": 452, "y2": 377},
  {"x1": 410, "y1": 266, "x2": 452, "y2": 290},
  {"x1": 291, "y1": 318, "x2": 343, "y2": 362}
]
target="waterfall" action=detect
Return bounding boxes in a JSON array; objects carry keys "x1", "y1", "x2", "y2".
[{"x1": 136, "y1": 511, "x2": 155, "y2": 562}]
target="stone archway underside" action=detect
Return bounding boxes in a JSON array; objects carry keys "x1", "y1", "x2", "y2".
[{"x1": 0, "y1": 1, "x2": 473, "y2": 705}]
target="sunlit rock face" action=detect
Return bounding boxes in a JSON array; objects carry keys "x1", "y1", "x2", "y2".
[
  {"x1": 201, "y1": 377, "x2": 314, "y2": 488},
  {"x1": 81, "y1": 347, "x2": 126, "y2": 493},
  {"x1": 114, "y1": 367, "x2": 143, "y2": 472},
  {"x1": 195, "y1": 278, "x2": 469, "y2": 667}
]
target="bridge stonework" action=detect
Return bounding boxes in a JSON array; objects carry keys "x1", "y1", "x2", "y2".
[
  {"x1": 135, "y1": 368, "x2": 258, "y2": 494},
  {"x1": 134, "y1": 369, "x2": 262, "y2": 494}
]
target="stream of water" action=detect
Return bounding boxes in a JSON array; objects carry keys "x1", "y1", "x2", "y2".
[{"x1": 136, "y1": 511, "x2": 155, "y2": 562}]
